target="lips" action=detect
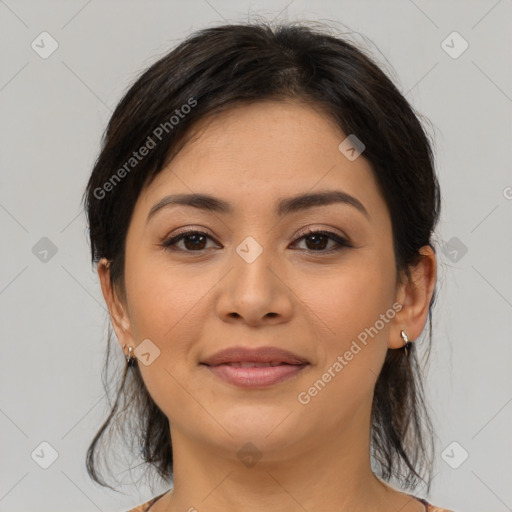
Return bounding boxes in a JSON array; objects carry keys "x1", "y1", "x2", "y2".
[
  {"x1": 221, "y1": 361, "x2": 285, "y2": 367},
  {"x1": 200, "y1": 346, "x2": 309, "y2": 366},
  {"x1": 200, "y1": 346, "x2": 309, "y2": 388}
]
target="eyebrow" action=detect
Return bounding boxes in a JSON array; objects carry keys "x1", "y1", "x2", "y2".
[{"x1": 146, "y1": 190, "x2": 370, "y2": 223}]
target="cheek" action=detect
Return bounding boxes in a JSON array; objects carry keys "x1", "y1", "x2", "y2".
[
  {"x1": 299, "y1": 258, "x2": 395, "y2": 343},
  {"x1": 124, "y1": 255, "x2": 211, "y2": 339},
  {"x1": 124, "y1": 260, "x2": 212, "y2": 421},
  {"x1": 123, "y1": 256, "x2": 213, "y2": 392},
  {"x1": 295, "y1": 254, "x2": 395, "y2": 397}
]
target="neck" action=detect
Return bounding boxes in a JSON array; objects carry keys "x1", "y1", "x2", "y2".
[{"x1": 154, "y1": 398, "x2": 419, "y2": 512}]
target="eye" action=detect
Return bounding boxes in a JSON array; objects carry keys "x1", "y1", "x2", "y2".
[
  {"x1": 161, "y1": 230, "x2": 217, "y2": 252},
  {"x1": 161, "y1": 228, "x2": 352, "y2": 254},
  {"x1": 291, "y1": 229, "x2": 352, "y2": 253}
]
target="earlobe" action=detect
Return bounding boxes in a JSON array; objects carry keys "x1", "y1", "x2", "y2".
[
  {"x1": 97, "y1": 258, "x2": 133, "y2": 346},
  {"x1": 388, "y1": 246, "x2": 437, "y2": 349}
]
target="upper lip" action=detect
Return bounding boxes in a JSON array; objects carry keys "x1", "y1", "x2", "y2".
[{"x1": 200, "y1": 346, "x2": 309, "y2": 366}]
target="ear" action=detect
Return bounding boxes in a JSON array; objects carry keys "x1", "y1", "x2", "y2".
[
  {"x1": 97, "y1": 258, "x2": 134, "y2": 349},
  {"x1": 389, "y1": 245, "x2": 437, "y2": 349}
]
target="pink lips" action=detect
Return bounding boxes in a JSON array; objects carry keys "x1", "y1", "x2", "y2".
[{"x1": 200, "y1": 346, "x2": 309, "y2": 388}]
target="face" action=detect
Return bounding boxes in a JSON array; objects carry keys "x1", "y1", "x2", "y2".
[{"x1": 101, "y1": 100, "x2": 416, "y2": 463}]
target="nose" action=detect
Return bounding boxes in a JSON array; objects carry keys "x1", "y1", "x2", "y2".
[{"x1": 215, "y1": 244, "x2": 294, "y2": 327}]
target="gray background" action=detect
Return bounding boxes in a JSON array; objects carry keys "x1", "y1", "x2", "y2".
[{"x1": 1, "y1": 1, "x2": 511, "y2": 511}]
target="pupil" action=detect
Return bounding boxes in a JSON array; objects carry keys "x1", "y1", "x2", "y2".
[
  {"x1": 185, "y1": 234, "x2": 205, "y2": 250},
  {"x1": 307, "y1": 234, "x2": 327, "y2": 250}
]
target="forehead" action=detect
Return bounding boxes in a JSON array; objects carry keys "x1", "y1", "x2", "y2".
[
  {"x1": 135, "y1": 100, "x2": 388, "y2": 224},
  {"x1": 173, "y1": 99, "x2": 345, "y2": 167}
]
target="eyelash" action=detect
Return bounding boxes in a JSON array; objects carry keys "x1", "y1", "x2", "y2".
[{"x1": 161, "y1": 228, "x2": 352, "y2": 255}]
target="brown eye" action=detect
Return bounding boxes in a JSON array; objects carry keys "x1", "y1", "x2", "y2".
[
  {"x1": 293, "y1": 230, "x2": 352, "y2": 253},
  {"x1": 162, "y1": 230, "x2": 217, "y2": 252},
  {"x1": 161, "y1": 229, "x2": 351, "y2": 255}
]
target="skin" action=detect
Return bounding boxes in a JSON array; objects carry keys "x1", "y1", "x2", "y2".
[{"x1": 98, "y1": 100, "x2": 437, "y2": 512}]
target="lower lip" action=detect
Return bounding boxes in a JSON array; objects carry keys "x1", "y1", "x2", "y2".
[{"x1": 202, "y1": 363, "x2": 308, "y2": 388}]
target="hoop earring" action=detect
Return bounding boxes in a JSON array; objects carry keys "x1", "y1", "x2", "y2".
[
  {"x1": 400, "y1": 330, "x2": 412, "y2": 356},
  {"x1": 123, "y1": 344, "x2": 136, "y2": 367}
]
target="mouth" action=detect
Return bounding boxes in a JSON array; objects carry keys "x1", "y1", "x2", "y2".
[
  {"x1": 216, "y1": 361, "x2": 294, "y2": 367},
  {"x1": 200, "y1": 346, "x2": 310, "y2": 388},
  {"x1": 201, "y1": 362, "x2": 309, "y2": 388}
]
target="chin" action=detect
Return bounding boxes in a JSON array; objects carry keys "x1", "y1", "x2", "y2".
[{"x1": 214, "y1": 411, "x2": 305, "y2": 448}]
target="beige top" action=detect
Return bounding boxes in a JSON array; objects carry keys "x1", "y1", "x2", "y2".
[
  {"x1": 125, "y1": 491, "x2": 455, "y2": 511},
  {"x1": 126, "y1": 491, "x2": 165, "y2": 512}
]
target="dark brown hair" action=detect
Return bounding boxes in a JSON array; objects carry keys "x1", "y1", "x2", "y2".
[{"x1": 83, "y1": 20, "x2": 440, "y2": 494}]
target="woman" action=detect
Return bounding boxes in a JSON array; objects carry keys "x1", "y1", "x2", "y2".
[{"x1": 84, "y1": 21, "x2": 454, "y2": 512}]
